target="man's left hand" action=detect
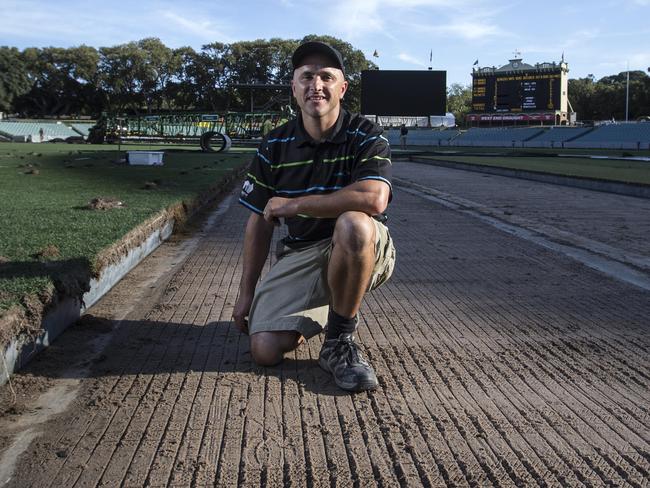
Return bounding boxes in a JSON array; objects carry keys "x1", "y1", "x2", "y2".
[{"x1": 263, "y1": 197, "x2": 299, "y2": 223}]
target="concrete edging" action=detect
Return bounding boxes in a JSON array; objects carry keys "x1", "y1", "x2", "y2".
[
  {"x1": 0, "y1": 220, "x2": 175, "y2": 386},
  {"x1": 409, "y1": 157, "x2": 650, "y2": 199}
]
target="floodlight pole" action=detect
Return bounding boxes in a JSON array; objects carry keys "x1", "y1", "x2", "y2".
[{"x1": 625, "y1": 62, "x2": 629, "y2": 122}]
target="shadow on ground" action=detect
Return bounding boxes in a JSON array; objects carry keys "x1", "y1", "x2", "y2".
[{"x1": 13, "y1": 315, "x2": 350, "y2": 396}]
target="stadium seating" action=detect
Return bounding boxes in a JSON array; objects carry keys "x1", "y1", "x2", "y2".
[
  {"x1": 450, "y1": 127, "x2": 545, "y2": 147},
  {"x1": 385, "y1": 129, "x2": 460, "y2": 147},
  {"x1": 71, "y1": 123, "x2": 96, "y2": 137},
  {"x1": 0, "y1": 121, "x2": 79, "y2": 142},
  {"x1": 563, "y1": 123, "x2": 650, "y2": 150},
  {"x1": 524, "y1": 127, "x2": 593, "y2": 148}
]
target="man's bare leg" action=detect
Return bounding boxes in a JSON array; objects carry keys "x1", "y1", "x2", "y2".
[
  {"x1": 250, "y1": 331, "x2": 304, "y2": 366},
  {"x1": 250, "y1": 211, "x2": 375, "y2": 370},
  {"x1": 319, "y1": 211, "x2": 379, "y2": 392},
  {"x1": 328, "y1": 211, "x2": 376, "y2": 318}
]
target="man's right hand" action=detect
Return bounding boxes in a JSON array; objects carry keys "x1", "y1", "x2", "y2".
[{"x1": 233, "y1": 292, "x2": 254, "y2": 334}]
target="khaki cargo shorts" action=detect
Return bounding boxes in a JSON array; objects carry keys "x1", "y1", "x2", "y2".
[{"x1": 248, "y1": 219, "x2": 396, "y2": 339}]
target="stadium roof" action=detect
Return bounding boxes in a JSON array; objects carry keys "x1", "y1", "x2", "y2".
[
  {"x1": 473, "y1": 57, "x2": 568, "y2": 77},
  {"x1": 495, "y1": 58, "x2": 535, "y2": 72}
]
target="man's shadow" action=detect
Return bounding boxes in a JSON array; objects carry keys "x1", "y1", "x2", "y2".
[{"x1": 19, "y1": 315, "x2": 350, "y2": 396}]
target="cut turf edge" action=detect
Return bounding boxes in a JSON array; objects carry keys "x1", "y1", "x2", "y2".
[{"x1": 0, "y1": 164, "x2": 247, "y2": 386}]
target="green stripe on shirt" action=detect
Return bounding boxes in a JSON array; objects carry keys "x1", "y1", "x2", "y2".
[
  {"x1": 270, "y1": 154, "x2": 354, "y2": 169},
  {"x1": 246, "y1": 173, "x2": 275, "y2": 190},
  {"x1": 359, "y1": 155, "x2": 392, "y2": 165}
]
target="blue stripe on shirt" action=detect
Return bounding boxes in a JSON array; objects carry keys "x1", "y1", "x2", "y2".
[
  {"x1": 275, "y1": 185, "x2": 343, "y2": 195},
  {"x1": 267, "y1": 136, "x2": 296, "y2": 144},
  {"x1": 256, "y1": 150, "x2": 271, "y2": 165},
  {"x1": 239, "y1": 198, "x2": 264, "y2": 215},
  {"x1": 359, "y1": 134, "x2": 390, "y2": 147},
  {"x1": 358, "y1": 175, "x2": 392, "y2": 187},
  {"x1": 346, "y1": 128, "x2": 367, "y2": 138}
]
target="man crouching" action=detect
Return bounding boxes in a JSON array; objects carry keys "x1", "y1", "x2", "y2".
[{"x1": 233, "y1": 41, "x2": 395, "y2": 392}]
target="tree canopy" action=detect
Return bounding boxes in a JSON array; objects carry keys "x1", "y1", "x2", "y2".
[
  {"x1": 2, "y1": 38, "x2": 648, "y2": 122},
  {"x1": 1, "y1": 36, "x2": 375, "y2": 117},
  {"x1": 568, "y1": 71, "x2": 650, "y2": 121}
]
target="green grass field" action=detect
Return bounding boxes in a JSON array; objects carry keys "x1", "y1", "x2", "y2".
[
  {"x1": 414, "y1": 154, "x2": 650, "y2": 185},
  {"x1": 396, "y1": 145, "x2": 650, "y2": 157},
  {"x1": 0, "y1": 142, "x2": 253, "y2": 312}
]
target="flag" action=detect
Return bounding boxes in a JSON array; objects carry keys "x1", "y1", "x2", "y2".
[
  {"x1": 473, "y1": 59, "x2": 479, "y2": 66},
  {"x1": 429, "y1": 50, "x2": 433, "y2": 63}
]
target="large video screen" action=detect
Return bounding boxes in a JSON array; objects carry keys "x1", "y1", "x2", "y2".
[
  {"x1": 472, "y1": 72, "x2": 561, "y2": 113},
  {"x1": 361, "y1": 70, "x2": 447, "y2": 116}
]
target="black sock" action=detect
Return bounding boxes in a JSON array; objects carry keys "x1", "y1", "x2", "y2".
[{"x1": 326, "y1": 309, "x2": 358, "y2": 339}]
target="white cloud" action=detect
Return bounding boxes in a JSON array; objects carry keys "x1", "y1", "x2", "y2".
[
  {"x1": 328, "y1": 0, "x2": 384, "y2": 39},
  {"x1": 161, "y1": 11, "x2": 233, "y2": 43},
  {"x1": 593, "y1": 52, "x2": 650, "y2": 72},
  {"x1": 325, "y1": 0, "x2": 484, "y2": 40},
  {"x1": 629, "y1": 52, "x2": 650, "y2": 67},
  {"x1": 562, "y1": 29, "x2": 600, "y2": 48},
  {"x1": 436, "y1": 20, "x2": 507, "y2": 40},
  {"x1": 398, "y1": 52, "x2": 428, "y2": 67}
]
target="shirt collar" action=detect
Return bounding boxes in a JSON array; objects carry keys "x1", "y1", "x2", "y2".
[{"x1": 296, "y1": 108, "x2": 349, "y2": 147}]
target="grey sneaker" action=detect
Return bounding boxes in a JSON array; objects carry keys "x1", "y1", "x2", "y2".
[{"x1": 319, "y1": 333, "x2": 378, "y2": 392}]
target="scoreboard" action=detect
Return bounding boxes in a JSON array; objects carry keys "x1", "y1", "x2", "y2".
[
  {"x1": 361, "y1": 70, "x2": 447, "y2": 116},
  {"x1": 472, "y1": 71, "x2": 561, "y2": 113}
]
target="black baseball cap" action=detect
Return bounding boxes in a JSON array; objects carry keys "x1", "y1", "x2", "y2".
[{"x1": 292, "y1": 41, "x2": 345, "y2": 74}]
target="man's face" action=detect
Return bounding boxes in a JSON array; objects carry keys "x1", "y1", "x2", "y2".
[{"x1": 292, "y1": 54, "x2": 348, "y2": 121}]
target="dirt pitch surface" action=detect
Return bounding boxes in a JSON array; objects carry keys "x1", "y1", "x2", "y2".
[{"x1": 0, "y1": 163, "x2": 649, "y2": 487}]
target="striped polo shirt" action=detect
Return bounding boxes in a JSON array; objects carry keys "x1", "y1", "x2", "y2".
[{"x1": 239, "y1": 108, "x2": 392, "y2": 246}]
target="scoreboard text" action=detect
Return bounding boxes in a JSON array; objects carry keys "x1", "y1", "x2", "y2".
[{"x1": 472, "y1": 72, "x2": 561, "y2": 113}]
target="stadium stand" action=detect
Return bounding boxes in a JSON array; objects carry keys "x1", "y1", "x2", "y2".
[
  {"x1": 377, "y1": 114, "x2": 456, "y2": 128},
  {"x1": 450, "y1": 127, "x2": 544, "y2": 147},
  {"x1": 563, "y1": 123, "x2": 650, "y2": 150},
  {"x1": 0, "y1": 121, "x2": 79, "y2": 142},
  {"x1": 71, "y1": 123, "x2": 96, "y2": 137},
  {"x1": 524, "y1": 127, "x2": 593, "y2": 148},
  {"x1": 385, "y1": 129, "x2": 460, "y2": 147}
]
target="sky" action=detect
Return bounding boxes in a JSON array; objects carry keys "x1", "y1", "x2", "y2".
[{"x1": 1, "y1": 0, "x2": 649, "y2": 86}]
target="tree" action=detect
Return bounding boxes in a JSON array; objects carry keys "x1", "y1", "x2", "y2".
[
  {"x1": 98, "y1": 38, "x2": 179, "y2": 114},
  {"x1": 98, "y1": 42, "x2": 145, "y2": 114},
  {"x1": 446, "y1": 83, "x2": 471, "y2": 126},
  {"x1": 15, "y1": 46, "x2": 100, "y2": 116},
  {"x1": 0, "y1": 47, "x2": 31, "y2": 113},
  {"x1": 137, "y1": 38, "x2": 180, "y2": 112},
  {"x1": 569, "y1": 71, "x2": 650, "y2": 121},
  {"x1": 163, "y1": 46, "x2": 199, "y2": 110},
  {"x1": 568, "y1": 77, "x2": 597, "y2": 120}
]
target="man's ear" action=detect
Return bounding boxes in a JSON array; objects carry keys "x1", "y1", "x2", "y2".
[{"x1": 340, "y1": 80, "x2": 349, "y2": 98}]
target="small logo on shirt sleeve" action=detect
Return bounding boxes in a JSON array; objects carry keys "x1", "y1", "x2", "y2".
[{"x1": 241, "y1": 179, "x2": 254, "y2": 197}]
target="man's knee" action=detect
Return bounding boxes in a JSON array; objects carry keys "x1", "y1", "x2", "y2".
[
  {"x1": 333, "y1": 211, "x2": 375, "y2": 254},
  {"x1": 250, "y1": 331, "x2": 301, "y2": 366}
]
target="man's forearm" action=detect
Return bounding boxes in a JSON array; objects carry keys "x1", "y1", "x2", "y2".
[
  {"x1": 265, "y1": 180, "x2": 390, "y2": 221},
  {"x1": 240, "y1": 214, "x2": 274, "y2": 295},
  {"x1": 294, "y1": 187, "x2": 383, "y2": 218}
]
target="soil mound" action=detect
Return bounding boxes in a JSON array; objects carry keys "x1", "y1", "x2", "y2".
[{"x1": 87, "y1": 197, "x2": 126, "y2": 210}]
